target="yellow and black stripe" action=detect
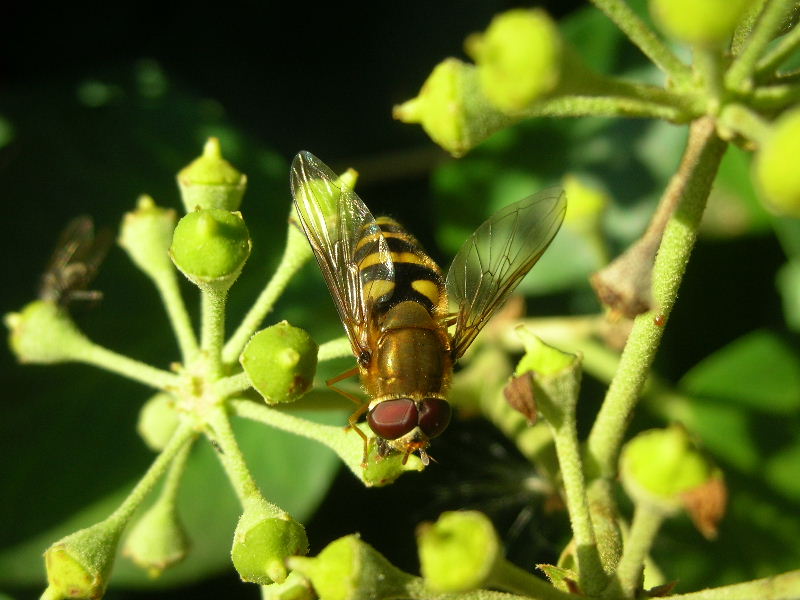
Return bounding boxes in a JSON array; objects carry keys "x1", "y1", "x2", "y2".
[{"x1": 354, "y1": 217, "x2": 444, "y2": 315}]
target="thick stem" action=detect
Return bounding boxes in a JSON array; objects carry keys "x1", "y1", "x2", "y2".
[
  {"x1": 585, "y1": 117, "x2": 727, "y2": 480},
  {"x1": 607, "y1": 503, "x2": 665, "y2": 599},
  {"x1": 668, "y1": 569, "x2": 800, "y2": 600},
  {"x1": 587, "y1": 0, "x2": 692, "y2": 84},
  {"x1": 201, "y1": 288, "x2": 227, "y2": 378}
]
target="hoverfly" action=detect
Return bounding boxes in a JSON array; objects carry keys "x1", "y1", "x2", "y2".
[
  {"x1": 39, "y1": 215, "x2": 113, "y2": 307},
  {"x1": 291, "y1": 151, "x2": 566, "y2": 465}
]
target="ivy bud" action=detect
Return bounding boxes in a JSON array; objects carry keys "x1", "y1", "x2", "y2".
[
  {"x1": 649, "y1": 0, "x2": 749, "y2": 46},
  {"x1": 5, "y1": 301, "x2": 91, "y2": 364},
  {"x1": 393, "y1": 58, "x2": 514, "y2": 157},
  {"x1": 240, "y1": 321, "x2": 318, "y2": 405},
  {"x1": 118, "y1": 195, "x2": 177, "y2": 281},
  {"x1": 137, "y1": 392, "x2": 180, "y2": 452},
  {"x1": 177, "y1": 137, "x2": 247, "y2": 212},
  {"x1": 41, "y1": 520, "x2": 123, "y2": 600},
  {"x1": 170, "y1": 209, "x2": 251, "y2": 292},
  {"x1": 620, "y1": 426, "x2": 725, "y2": 535},
  {"x1": 123, "y1": 496, "x2": 189, "y2": 577},
  {"x1": 755, "y1": 109, "x2": 800, "y2": 218},
  {"x1": 288, "y1": 535, "x2": 413, "y2": 600},
  {"x1": 417, "y1": 511, "x2": 500, "y2": 592},
  {"x1": 466, "y1": 9, "x2": 562, "y2": 113},
  {"x1": 231, "y1": 497, "x2": 309, "y2": 585}
]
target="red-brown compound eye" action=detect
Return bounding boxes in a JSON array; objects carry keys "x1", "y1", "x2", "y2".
[
  {"x1": 367, "y1": 399, "x2": 418, "y2": 440},
  {"x1": 418, "y1": 398, "x2": 451, "y2": 439}
]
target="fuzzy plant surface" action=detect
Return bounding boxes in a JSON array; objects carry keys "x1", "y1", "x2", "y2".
[{"x1": 4, "y1": 1, "x2": 800, "y2": 600}]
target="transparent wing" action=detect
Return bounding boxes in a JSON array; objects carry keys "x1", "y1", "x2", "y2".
[
  {"x1": 291, "y1": 151, "x2": 394, "y2": 354},
  {"x1": 446, "y1": 188, "x2": 567, "y2": 359}
]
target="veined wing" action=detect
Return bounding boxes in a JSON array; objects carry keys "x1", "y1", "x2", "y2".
[
  {"x1": 291, "y1": 151, "x2": 394, "y2": 355},
  {"x1": 446, "y1": 188, "x2": 566, "y2": 359}
]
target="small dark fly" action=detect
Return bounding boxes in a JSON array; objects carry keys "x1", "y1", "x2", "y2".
[{"x1": 39, "y1": 215, "x2": 113, "y2": 307}]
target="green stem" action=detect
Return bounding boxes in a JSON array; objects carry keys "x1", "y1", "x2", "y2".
[
  {"x1": 72, "y1": 341, "x2": 181, "y2": 390},
  {"x1": 153, "y1": 270, "x2": 198, "y2": 362},
  {"x1": 214, "y1": 371, "x2": 252, "y2": 398},
  {"x1": 160, "y1": 439, "x2": 193, "y2": 507},
  {"x1": 726, "y1": 0, "x2": 797, "y2": 92},
  {"x1": 201, "y1": 288, "x2": 227, "y2": 378},
  {"x1": 717, "y1": 104, "x2": 773, "y2": 145},
  {"x1": 222, "y1": 224, "x2": 312, "y2": 365},
  {"x1": 205, "y1": 405, "x2": 261, "y2": 504},
  {"x1": 694, "y1": 47, "x2": 725, "y2": 113},
  {"x1": 521, "y1": 94, "x2": 687, "y2": 122},
  {"x1": 317, "y1": 336, "x2": 353, "y2": 361},
  {"x1": 585, "y1": 117, "x2": 727, "y2": 480},
  {"x1": 750, "y1": 82, "x2": 800, "y2": 110},
  {"x1": 757, "y1": 19, "x2": 800, "y2": 75},
  {"x1": 587, "y1": 0, "x2": 692, "y2": 84},
  {"x1": 607, "y1": 503, "x2": 665, "y2": 599},
  {"x1": 106, "y1": 422, "x2": 196, "y2": 526},
  {"x1": 491, "y1": 559, "x2": 583, "y2": 600},
  {"x1": 668, "y1": 569, "x2": 800, "y2": 600}
]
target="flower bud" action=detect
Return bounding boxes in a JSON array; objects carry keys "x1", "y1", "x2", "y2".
[
  {"x1": 417, "y1": 511, "x2": 500, "y2": 592},
  {"x1": 5, "y1": 301, "x2": 90, "y2": 364},
  {"x1": 118, "y1": 195, "x2": 177, "y2": 281},
  {"x1": 136, "y1": 392, "x2": 180, "y2": 451},
  {"x1": 231, "y1": 497, "x2": 308, "y2": 585},
  {"x1": 288, "y1": 535, "x2": 412, "y2": 600},
  {"x1": 169, "y1": 209, "x2": 251, "y2": 292},
  {"x1": 240, "y1": 322, "x2": 318, "y2": 405},
  {"x1": 393, "y1": 58, "x2": 514, "y2": 157},
  {"x1": 123, "y1": 496, "x2": 189, "y2": 577},
  {"x1": 620, "y1": 426, "x2": 725, "y2": 530},
  {"x1": 466, "y1": 9, "x2": 562, "y2": 113},
  {"x1": 649, "y1": 0, "x2": 749, "y2": 46},
  {"x1": 42, "y1": 520, "x2": 123, "y2": 600},
  {"x1": 755, "y1": 109, "x2": 800, "y2": 218},
  {"x1": 177, "y1": 137, "x2": 247, "y2": 212}
]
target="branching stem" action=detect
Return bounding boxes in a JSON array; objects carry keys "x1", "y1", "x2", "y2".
[{"x1": 72, "y1": 341, "x2": 181, "y2": 390}]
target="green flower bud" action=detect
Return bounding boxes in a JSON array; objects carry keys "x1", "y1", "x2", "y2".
[
  {"x1": 755, "y1": 109, "x2": 800, "y2": 218},
  {"x1": 123, "y1": 496, "x2": 189, "y2": 577},
  {"x1": 288, "y1": 535, "x2": 413, "y2": 600},
  {"x1": 177, "y1": 137, "x2": 247, "y2": 212},
  {"x1": 417, "y1": 511, "x2": 500, "y2": 592},
  {"x1": 620, "y1": 426, "x2": 716, "y2": 515},
  {"x1": 649, "y1": 0, "x2": 749, "y2": 46},
  {"x1": 5, "y1": 301, "x2": 90, "y2": 364},
  {"x1": 240, "y1": 322, "x2": 318, "y2": 405},
  {"x1": 42, "y1": 520, "x2": 123, "y2": 600},
  {"x1": 170, "y1": 209, "x2": 251, "y2": 292},
  {"x1": 118, "y1": 195, "x2": 177, "y2": 281},
  {"x1": 467, "y1": 9, "x2": 562, "y2": 113},
  {"x1": 260, "y1": 570, "x2": 314, "y2": 600},
  {"x1": 136, "y1": 392, "x2": 180, "y2": 451},
  {"x1": 393, "y1": 58, "x2": 514, "y2": 157},
  {"x1": 231, "y1": 497, "x2": 308, "y2": 585}
]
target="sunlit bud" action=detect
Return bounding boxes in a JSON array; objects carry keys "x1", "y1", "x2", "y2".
[
  {"x1": 417, "y1": 511, "x2": 500, "y2": 592},
  {"x1": 169, "y1": 209, "x2": 251, "y2": 292},
  {"x1": 41, "y1": 520, "x2": 123, "y2": 600},
  {"x1": 5, "y1": 301, "x2": 90, "y2": 364},
  {"x1": 177, "y1": 137, "x2": 247, "y2": 212},
  {"x1": 288, "y1": 535, "x2": 413, "y2": 600},
  {"x1": 118, "y1": 195, "x2": 177, "y2": 281},
  {"x1": 240, "y1": 321, "x2": 317, "y2": 404},
  {"x1": 136, "y1": 392, "x2": 180, "y2": 451},
  {"x1": 620, "y1": 426, "x2": 726, "y2": 535},
  {"x1": 466, "y1": 9, "x2": 562, "y2": 113},
  {"x1": 649, "y1": 0, "x2": 749, "y2": 46},
  {"x1": 123, "y1": 496, "x2": 189, "y2": 577},
  {"x1": 231, "y1": 497, "x2": 308, "y2": 585},
  {"x1": 393, "y1": 58, "x2": 514, "y2": 157},
  {"x1": 755, "y1": 108, "x2": 800, "y2": 218}
]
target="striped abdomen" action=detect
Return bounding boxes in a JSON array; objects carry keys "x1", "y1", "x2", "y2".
[{"x1": 354, "y1": 216, "x2": 446, "y2": 319}]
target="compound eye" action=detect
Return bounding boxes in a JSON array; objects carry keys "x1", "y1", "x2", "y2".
[
  {"x1": 418, "y1": 398, "x2": 451, "y2": 439},
  {"x1": 367, "y1": 399, "x2": 418, "y2": 440}
]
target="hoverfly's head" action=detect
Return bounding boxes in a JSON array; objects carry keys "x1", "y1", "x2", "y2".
[{"x1": 367, "y1": 397, "x2": 452, "y2": 465}]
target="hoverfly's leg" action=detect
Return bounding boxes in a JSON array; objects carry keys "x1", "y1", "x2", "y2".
[
  {"x1": 442, "y1": 313, "x2": 460, "y2": 328},
  {"x1": 325, "y1": 367, "x2": 371, "y2": 466}
]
